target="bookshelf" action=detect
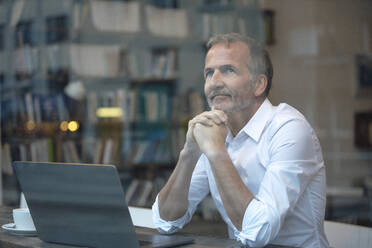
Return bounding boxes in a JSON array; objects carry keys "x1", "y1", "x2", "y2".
[{"x1": 0, "y1": 0, "x2": 265, "y2": 210}]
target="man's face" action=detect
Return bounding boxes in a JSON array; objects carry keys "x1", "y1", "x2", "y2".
[{"x1": 204, "y1": 42, "x2": 256, "y2": 114}]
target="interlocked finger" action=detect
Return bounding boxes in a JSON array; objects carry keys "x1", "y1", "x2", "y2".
[
  {"x1": 199, "y1": 110, "x2": 227, "y2": 125},
  {"x1": 190, "y1": 115, "x2": 214, "y2": 127}
]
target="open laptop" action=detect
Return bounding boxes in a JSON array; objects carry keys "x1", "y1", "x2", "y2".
[{"x1": 12, "y1": 161, "x2": 194, "y2": 248}]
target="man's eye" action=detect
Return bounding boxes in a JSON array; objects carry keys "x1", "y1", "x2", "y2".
[
  {"x1": 205, "y1": 71, "x2": 213, "y2": 78},
  {"x1": 227, "y1": 68, "x2": 234, "y2": 73},
  {"x1": 221, "y1": 67, "x2": 234, "y2": 74}
]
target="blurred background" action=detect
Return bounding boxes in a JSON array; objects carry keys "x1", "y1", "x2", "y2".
[{"x1": 0, "y1": 0, "x2": 371, "y2": 237}]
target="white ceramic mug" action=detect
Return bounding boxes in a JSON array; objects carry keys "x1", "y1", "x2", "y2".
[{"x1": 12, "y1": 208, "x2": 36, "y2": 231}]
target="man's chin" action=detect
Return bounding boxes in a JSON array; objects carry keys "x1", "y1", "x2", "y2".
[{"x1": 211, "y1": 104, "x2": 231, "y2": 113}]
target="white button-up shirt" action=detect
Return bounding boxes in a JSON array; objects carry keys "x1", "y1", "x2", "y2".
[{"x1": 152, "y1": 99, "x2": 329, "y2": 248}]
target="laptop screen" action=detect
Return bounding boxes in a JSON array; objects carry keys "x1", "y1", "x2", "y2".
[{"x1": 13, "y1": 161, "x2": 140, "y2": 248}]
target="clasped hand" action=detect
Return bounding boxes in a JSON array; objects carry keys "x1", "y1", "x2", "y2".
[{"x1": 185, "y1": 110, "x2": 228, "y2": 155}]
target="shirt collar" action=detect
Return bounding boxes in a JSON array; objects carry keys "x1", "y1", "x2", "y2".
[
  {"x1": 243, "y1": 98, "x2": 274, "y2": 142},
  {"x1": 226, "y1": 98, "x2": 274, "y2": 143}
]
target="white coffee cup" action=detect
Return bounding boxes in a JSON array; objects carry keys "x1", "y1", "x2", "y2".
[{"x1": 12, "y1": 208, "x2": 36, "y2": 231}]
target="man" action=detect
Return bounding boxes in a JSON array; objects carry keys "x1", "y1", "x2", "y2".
[{"x1": 152, "y1": 33, "x2": 329, "y2": 248}]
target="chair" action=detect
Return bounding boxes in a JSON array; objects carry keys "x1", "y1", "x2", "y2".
[
  {"x1": 324, "y1": 220, "x2": 372, "y2": 248},
  {"x1": 128, "y1": 206, "x2": 155, "y2": 229}
]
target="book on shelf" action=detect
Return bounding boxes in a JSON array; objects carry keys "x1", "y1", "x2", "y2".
[
  {"x1": 14, "y1": 46, "x2": 39, "y2": 78},
  {"x1": 116, "y1": 89, "x2": 128, "y2": 122},
  {"x1": 87, "y1": 138, "x2": 119, "y2": 165},
  {"x1": 143, "y1": 50, "x2": 152, "y2": 79},
  {"x1": 144, "y1": 91, "x2": 159, "y2": 122},
  {"x1": 61, "y1": 141, "x2": 79, "y2": 163},
  {"x1": 132, "y1": 141, "x2": 151, "y2": 164},
  {"x1": 125, "y1": 179, "x2": 154, "y2": 207},
  {"x1": 6, "y1": 139, "x2": 53, "y2": 165},
  {"x1": 136, "y1": 180, "x2": 153, "y2": 207},
  {"x1": 17, "y1": 95, "x2": 27, "y2": 122},
  {"x1": 87, "y1": 92, "x2": 98, "y2": 123},
  {"x1": 90, "y1": 0, "x2": 140, "y2": 33},
  {"x1": 202, "y1": 13, "x2": 234, "y2": 41},
  {"x1": 72, "y1": 0, "x2": 89, "y2": 30},
  {"x1": 129, "y1": 89, "x2": 137, "y2": 122},
  {"x1": 136, "y1": 86, "x2": 172, "y2": 122},
  {"x1": 163, "y1": 49, "x2": 177, "y2": 78},
  {"x1": 81, "y1": 136, "x2": 96, "y2": 163},
  {"x1": 25, "y1": 93, "x2": 70, "y2": 122},
  {"x1": 40, "y1": 139, "x2": 49, "y2": 162},
  {"x1": 127, "y1": 133, "x2": 177, "y2": 165},
  {"x1": 153, "y1": 141, "x2": 166, "y2": 163},
  {"x1": 72, "y1": 1, "x2": 81, "y2": 30},
  {"x1": 1, "y1": 99, "x2": 18, "y2": 127},
  {"x1": 158, "y1": 91, "x2": 169, "y2": 121},
  {"x1": 46, "y1": 15, "x2": 69, "y2": 44},
  {"x1": 144, "y1": 49, "x2": 178, "y2": 79},
  {"x1": 46, "y1": 44, "x2": 70, "y2": 72},
  {"x1": 15, "y1": 20, "x2": 34, "y2": 47},
  {"x1": 34, "y1": 97, "x2": 42, "y2": 123},
  {"x1": 61, "y1": 142, "x2": 71, "y2": 163},
  {"x1": 56, "y1": 94, "x2": 70, "y2": 121},
  {"x1": 93, "y1": 139, "x2": 104, "y2": 164},
  {"x1": 102, "y1": 138, "x2": 113, "y2": 164},
  {"x1": 152, "y1": 54, "x2": 168, "y2": 78},
  {"x1": 35, "y1": 139, "x2": 51, "y2": 162},
  {"x1": 39, "y1": 95, "x2": 59, "y2": 122},
  {"x1": 144, "y1": 140, "x2": 161, "y2": 164},
  {"x1": 118, "y1": 50, "x2": 131, "y2": 77},
  {"x1": 65, "y1": 140, "x2": 81, "y2": 163},
  {"x1": 19, "y1": 143, "x2": 27, "y2": 161},
  {"x1": 47, "y1": 138, "x2": 54, "y2": 162},
  {"x1": 10, "y1": 0, "x2": 24, "y2": 27},
  {"x1": 88, "y1": 89, "x2": 129, "y2": 122},
  {"x1": 69, "y1": 44, "x2": 123, "y2": 77},
  {"x1": 125, "y1": 179, "x2": 140, "y2": 205},
  {"x1": 25, "y1": 93, "x2": 35, "y2": 123},
  {"x1": 127, "y1": 52, "x2": 140, "y2": 78},
  {"x1": 146, "y1": 5, "x2": 188, "y2": 38}
]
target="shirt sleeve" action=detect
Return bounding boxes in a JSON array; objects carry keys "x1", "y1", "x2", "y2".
[
  {"x1": 152, "y1": 155, "x2": 210, "y2": 234},
  {"x1": 235, "y1": 118, "x2": 324, "y2": 247}
]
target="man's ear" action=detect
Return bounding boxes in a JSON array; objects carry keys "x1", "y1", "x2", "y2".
[{"x1": 254, "y1": 74, "x2": 267, "y2": 97}]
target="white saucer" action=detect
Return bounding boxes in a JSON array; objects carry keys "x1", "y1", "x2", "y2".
[{"x1": 1, "y1": 223, "x2": 37, "y2": 237}]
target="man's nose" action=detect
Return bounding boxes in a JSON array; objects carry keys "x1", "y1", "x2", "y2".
[{"x1": 210, "y1": 70, "x2": 224, "y2": 86}]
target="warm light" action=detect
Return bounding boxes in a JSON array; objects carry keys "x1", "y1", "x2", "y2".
[
  {"x1": 68, "y1": 121, "x2": 79, "y2": 132},
  {"x1": 96, "y1": 107, "x2": 123, "y2": 118},
  {"x1": 25, "y1": 121, "x2": 36, "y2": 131},
  {"x1": 60, "y1": 121, "x2": 68, "y2": 131}
]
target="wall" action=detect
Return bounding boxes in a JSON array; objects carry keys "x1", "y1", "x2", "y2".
[{"x1": 262, "y1": 0, "x2": 372, "y2": 186}]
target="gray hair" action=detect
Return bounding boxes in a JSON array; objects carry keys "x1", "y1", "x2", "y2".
[{"x1": 206, "y1": 33, "x2": 273, "y2": 96}]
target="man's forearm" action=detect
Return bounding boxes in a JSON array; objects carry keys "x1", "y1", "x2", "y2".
[
  {"x1": 158, "y1": 147, "x2": 201, "y2": 221},
  {"x1": 206, "y1": 149, "x2": 254, "y2": 230}
]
